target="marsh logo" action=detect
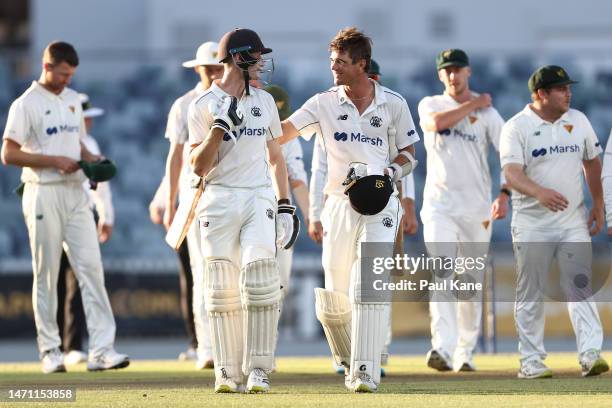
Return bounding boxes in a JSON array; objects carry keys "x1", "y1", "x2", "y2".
[
  {"x1": 334, "y1": 132, "x2": 348, "y2": 141},
  {"x1": 251, "y1": 106, "x2": 262, "y2": 117},
  {"x1": 407, "y1": 129, "x2": 416, "y2": 137},
  {"x1": 223, "y1": 127, "x2": 266, "y2": 141},
  {"x1": 334, "y1": 131, "x2": 383, "y2": 147},
  {"x1": 439, "y1": 129, "x2": 451, "y2": 136},
  {"x1": 370, "y1": 116, "x2": 382, "y2": 127},
  {"x1": 439, "y1": 128, "x2": 476, "y2": 142},
  {"x1": 532, "y1": 145, "x2": 581, "y2": 158},
  {"x1": 47, "y1": 125, "x2": 79, "y2": 136},
  {"x1": 46, "y1": 127, "x2": 58, "y2": 135},
  {"x1": 532, "y1": 148, "x2": 547, "y2": 157}
]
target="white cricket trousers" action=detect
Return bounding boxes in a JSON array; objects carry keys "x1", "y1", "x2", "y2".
[
  {"x1": 423, "y1": 212, "x2": 492, "y2": 361},
  {"x1": 22, "y1": 181, "x2": 116, "y2": 357},
  {"x1": 512, "y1": 226, "x2": 603, "y2": 363}
]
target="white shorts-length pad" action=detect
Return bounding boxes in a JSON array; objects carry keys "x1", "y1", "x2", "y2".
[
  {"x1": 314, "y1": 288, "x2": 352, "y2": 368},
  {"x1": 240, "y1": 258, "x2": 282, "y2": 374},
  {"x1": 23, "y1": 182, "x2": 116, "y2": 357},
  {"x1": 204, "y1": 259, "x2": 244, "y2": 384}
]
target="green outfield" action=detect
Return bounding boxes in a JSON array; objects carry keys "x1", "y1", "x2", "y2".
[{"x1": 1, "y1": 353, "x2": 611, "y2": 407}]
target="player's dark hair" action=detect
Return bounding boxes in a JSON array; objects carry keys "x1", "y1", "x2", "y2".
[
  {"x1": 45, "y1": 41, "x2": 79, "y2": 67},
  {"x1": 329, "y1": 27, "x2": 372, "y2": 73}
]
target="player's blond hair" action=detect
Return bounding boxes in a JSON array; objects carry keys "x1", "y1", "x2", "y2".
[{"x1": 329, "y1": 27, "x2": 372, "y2": 72}]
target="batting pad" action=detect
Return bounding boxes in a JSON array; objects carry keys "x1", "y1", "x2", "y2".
[
  {"x1": 350, "y1": 302, "x2": 389, "y2": 384},
  {"x1": 240, "y1": 258, "x2": 282, "y2": 373},
  {"x1": 314, "y1": 288, "x2": 352, "y2": 368},
  {"x1": 204, "y1": 260, "x2": 243, "y2": 383}
]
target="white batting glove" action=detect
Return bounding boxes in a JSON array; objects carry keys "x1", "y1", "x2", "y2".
[
  {"x1": 276, "y1": 201, "x2": 300, "y2": 249},
  {"x1": 209, "y1": 96, "x2": 243, "y2": 142}
]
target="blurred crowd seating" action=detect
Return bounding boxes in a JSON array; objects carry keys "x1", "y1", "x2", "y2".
[{"x1": 1, "y1": 56, "x2": 611, "y2": 260}]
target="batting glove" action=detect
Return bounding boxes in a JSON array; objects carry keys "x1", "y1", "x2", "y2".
[
  {"x1": 276, "y1": 200, "x2": 300, "y2": 250},
  {"x1": 209, "y1": 96, "x2": 244, "y2": 141}
]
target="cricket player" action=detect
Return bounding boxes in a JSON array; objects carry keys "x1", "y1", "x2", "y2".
[
  {"x1": 59, "y1": 93, "x2": 115, "y2": 366},
  {"x1": 161, "y1": 41, "x2": 224, "y2": 369},
  {"x1": 1, "y1": 41, "x2": 128, "y2": 373},
  {"x1": 418, "y1": 49, "x2": 508, "y2": 372},
  {"x1": 280, "y1": 27, "x2": 419, "y2": 392},
  {"x1": 501, "y1": 65, "x2": 609, "y2": 379},
  {"x1": 307, "y1": 59, "x2": 418, "y2": 376},
  {"x1": 188, "y1": 28, "x2": 297, "y2": 393}
]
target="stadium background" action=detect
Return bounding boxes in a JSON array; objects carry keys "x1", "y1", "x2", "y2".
[{"x1": 1, "y1": 0, "x2": 612, "y2": 348}]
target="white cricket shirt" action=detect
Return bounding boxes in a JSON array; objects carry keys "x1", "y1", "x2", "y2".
[
  {"x1": 418, "y1": 93, "x2": 505, "y2": 220},
  {"x1": 500, "y1": 105, "x2": 602, "y2": 229},
  {"x1": 3, "y1": 81, "x2": 86, "y2": 184}
]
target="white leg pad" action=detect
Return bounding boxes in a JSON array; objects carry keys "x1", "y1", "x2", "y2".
[
  {"x1": 205, "y1": 260, "x2": 243, "y2": 384},
  {"x1": 314, "y1": 288, "x2": 352, "y2": 368},
  {"x1": 350, "y1": 302, "x2": 389, "y2": 384},
  {"x1": 240, "y1": 258, "x2": 282, "y2": 374}
]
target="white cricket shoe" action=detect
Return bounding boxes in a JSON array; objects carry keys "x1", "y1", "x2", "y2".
[
  {"x1": 41, "y1": 348, "x2": 66, "y2": 374},
  {"x1": 353, "y1": 373, "x2": 377, "y2": 393},
  {"x1": 246, "y1": 368, "x2": 270, "y2": 393},
  {"x1": 580, "y1": 349, "x2": 609, "y2": 377},
  {"x1": 87, "y1": 349, "x2": 130, "y2": 371},
  {"x1": 426, "y1": 349, "x2": 452, "y2": 372},
  {"x1": 178, "y1": 347, "x2": 198, "y2": 362},
  {"x1": 453, "y1": 349, "x2": 476, "y2": 372},
  {"x1": 517, "y1": 359, "x2": 553, "y2": 379},
  {"x1": 215, "y1": 377, "x2": 243, "y2": 393},
  {"x1": 64, "y1": 350, "x2": 88, "y2": 365},
  {"x1": 195, "y1": 350, "x2": 214, "y2": 370}
]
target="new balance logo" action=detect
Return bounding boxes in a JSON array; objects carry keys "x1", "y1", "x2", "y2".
[
  {"x1": 334, "y1": 132, "x2": 348, "y2": 141},
  {"x1": 532, "y1": 148, "x2": 547, "y2": 157},
  {"x1": 337, "y1": 114, "x2": 348, "y2": 121}
]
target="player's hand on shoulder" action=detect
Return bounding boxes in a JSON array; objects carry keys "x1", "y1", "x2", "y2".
[
  {"x1": 54, "y1": 156, "x2": 80, "y2": 174},
  {"x1": 471, "y1": 93, "x2": 492, "y2": 110},
  {"x1": 535, "y1": 188, "x2": 568, "y2": 212},
  {"x1": 210, "y1": 96, "x2": 244, "y2": 138}
]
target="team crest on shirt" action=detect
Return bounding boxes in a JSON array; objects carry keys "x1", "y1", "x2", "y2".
[
  {"x1": 251, "y1": 106, "x2": 262, "y2": 117},
  {"x1": 564, "y1": 124, "x2": 574, "y2": 133},
  {"x1": 370, "y1": 116, "x2": 382, "y2": 128},
  {"x1": 468, "y1": 115, "x2": 478, "y2": 124},
  {"x1": 69, "y1": 105, "x2": 75, "y2": 113}
]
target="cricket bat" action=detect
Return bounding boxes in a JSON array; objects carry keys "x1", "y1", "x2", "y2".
[{"x1": 165, "y1": 175, "x2": 204, "y2": 250}]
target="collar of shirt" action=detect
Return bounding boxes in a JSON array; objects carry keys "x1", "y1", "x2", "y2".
[
  {"x1": 336, "y1": 79, "x2": 387, "y2": 108},
  {"x1": 522, "y1": 103, "x2": 570, "y2": 126},
  {"x1": 209, "y1": 81, "x2": 255, "y2": 100},
  {"x1": 31, "y1": 80, "x2": 68, "y2": 101},
  {"x1": 194, "y1": 82, "x2": 206, "y2": 94}
]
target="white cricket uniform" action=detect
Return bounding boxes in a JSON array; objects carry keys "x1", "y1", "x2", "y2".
[
  {"x1": 188, "y1": 82, "x2": 280, "y2": 263},
  {"x1": 165, "y1": 82, "x2": 212, "y2": 359},
  {"x1": 82, "y1": 134, "x2": 114, "y2": 226},
  {"x1": 602, "y1": 130, "x2": 612, "y2": 226},
  {"x1": 277, "y1": 138, "x2": 307, "y2": 296},
  {"x1": 417, "y1": 92, "x2": 505, "y2": 364},
  {"x1": 289, "y1": 80, "x2": 419, "y2": 382},
  {"x1": 500, "y1": 104, "x2": 604, "y2": 363},
  {"x1": 3, "y1": 81, "x2": 117, "y2": 358}
]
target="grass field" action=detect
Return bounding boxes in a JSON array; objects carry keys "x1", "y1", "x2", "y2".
[{"x1": 1, "y1": 353, "x2": 611, "y2": 407}]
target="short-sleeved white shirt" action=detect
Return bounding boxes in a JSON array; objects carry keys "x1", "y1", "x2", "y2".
[
  {"x1": 418, "y1": 93, "x2": 505, "y2": 219},
  {"x1": 165, "y1": 82, "x2": 206, "y2": 193},
  {"x1": 3, "y1": 81, "x2": 86, "y2": 184},
  {"x1": 187, "y1": 82, "x2": 281, "y2": 188},
  {"x1": 500, "y1": 105, "x2": 602, "y2": 229},
  {"x1": 289, "y1": 80, "x2": 419, "y2": 197},
  {"x1": 281, "y1": 138, "x2": 307, "y2": 185}
]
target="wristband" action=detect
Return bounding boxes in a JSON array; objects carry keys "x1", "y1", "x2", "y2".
[
  {"x1": 278, "y1": 198, "x2": 291, "y2": 206},
  {"x1": 500, "y1": 188, "x2": 511, "y2": 197}
]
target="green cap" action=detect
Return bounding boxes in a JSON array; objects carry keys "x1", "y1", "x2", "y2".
[
  {"x1": 264, "y1": 84, "x2": 291, "y2": 121},
  {"x1": 436, "y1": 48, "x2": 469, "y2": 70},
  {"x1": 368, "y1": 59, "x2": 381, "y2": 76},
  {"x1": 528, "y1": 65, "x2": 578, "y2": 93},
  {"x1": 79, "y1": 159, "x2": 117, "y2": 182}
]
